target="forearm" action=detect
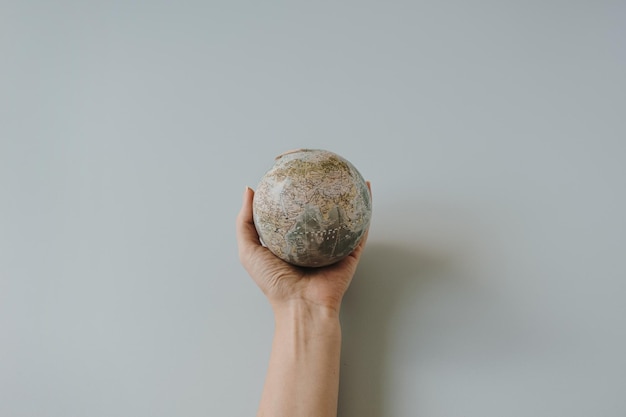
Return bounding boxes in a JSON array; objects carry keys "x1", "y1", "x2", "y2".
[{"x1": 257, "y1": 302, "x2": 342, "y2": 417}]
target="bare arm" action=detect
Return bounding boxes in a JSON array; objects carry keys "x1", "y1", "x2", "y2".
[
  {"x1": 259, "y1": 302, "x2": 341, "y2": 416},
  {"x1": 236, "y1": 186, "x2": 369, "y2": 417}
]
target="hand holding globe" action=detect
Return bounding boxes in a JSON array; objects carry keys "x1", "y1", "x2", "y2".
[
  {"x1": 236, "y1": 148, "x2": 372, "y2": 312},
  {"x1": 236, "y1": 184, "x2": 369, "y2": 314}
]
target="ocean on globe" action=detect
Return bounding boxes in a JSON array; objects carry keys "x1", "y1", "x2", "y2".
[{"x1": 252, "y1": 149, "x2": 372, "y2": 267}]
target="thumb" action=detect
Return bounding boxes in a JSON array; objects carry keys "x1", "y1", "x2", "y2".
[{"x1": 236, "y1": 187, "x2": 263, "y2": 260}]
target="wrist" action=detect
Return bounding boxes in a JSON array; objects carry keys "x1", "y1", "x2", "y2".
[{"x1": 272, "y1": 298, "x2": 341, "y2": 321}]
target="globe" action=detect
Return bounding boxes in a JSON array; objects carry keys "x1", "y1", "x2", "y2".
[{"x1": 252, "y1": 149, "x2": 372, "y2": 267}]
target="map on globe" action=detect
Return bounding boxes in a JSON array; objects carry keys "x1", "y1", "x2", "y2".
[{"x1": 253, "y1": 149, "x2": 372, "y2": 267}]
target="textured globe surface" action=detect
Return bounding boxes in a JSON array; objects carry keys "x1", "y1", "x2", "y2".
[{"x1": 252, "y1": 149, "x2": 372, "y2": 267}]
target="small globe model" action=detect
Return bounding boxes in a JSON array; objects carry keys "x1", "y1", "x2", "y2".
[{"x1": 252, "y1": 149, "x2": 372, "y2": 267}]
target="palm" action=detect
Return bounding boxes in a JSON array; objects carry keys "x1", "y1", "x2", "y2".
[{"x1": 248, "y1": 245, "x2": 361, "y2": 310}]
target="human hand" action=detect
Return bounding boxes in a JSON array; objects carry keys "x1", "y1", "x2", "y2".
[{"x1": 236, "y1": 185, "x2": 370, "y2": 316}]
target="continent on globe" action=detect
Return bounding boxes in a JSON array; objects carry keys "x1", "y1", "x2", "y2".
[{"x1": 252, "y1": 149, "x2": 372, "y2": 267}]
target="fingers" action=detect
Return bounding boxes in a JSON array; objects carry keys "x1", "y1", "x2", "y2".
[
  {"x1": 358, "y1": 181, "x2": 373, "y2": 248},
  {"x1": 236, "y1": 187, "x2": 262, "y2": 260},
  {"x1": 345, "y1": 181, "x2": 372, "y2": 263},
  {"x1": 349, "y1": 227, "x2": 369, "y2": 261}
]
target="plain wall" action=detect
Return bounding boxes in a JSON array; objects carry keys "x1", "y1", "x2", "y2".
[{"x1": 1, "y1": 1, "x2": 625, "y2": 416}]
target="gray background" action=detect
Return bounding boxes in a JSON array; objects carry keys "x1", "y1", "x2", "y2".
[{"x1": 1, "y1": 1, "x2": 625, "y2": 416}]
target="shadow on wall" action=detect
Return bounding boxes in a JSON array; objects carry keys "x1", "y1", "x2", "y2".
[{"x1": 338, "y1": 241, "x2": 457, "y2": 417}]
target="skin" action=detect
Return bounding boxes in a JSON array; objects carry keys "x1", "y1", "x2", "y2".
[{"x1": 236, "y1": 184, "x2": 370, "y2": 417}]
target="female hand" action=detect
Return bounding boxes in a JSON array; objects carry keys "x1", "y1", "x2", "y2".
[{"x1": 236, "y1": 185, "x2": 370, "y2": 315}]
